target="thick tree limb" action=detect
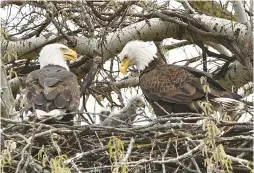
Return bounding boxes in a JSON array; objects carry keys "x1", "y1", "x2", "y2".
[
  {"x1": 214, "y1": 61, "x2": 252, "y2": 90},
  {"x1": 1, "y1": 60, "x2": 16, "y2": 119},
  {"x1": 8, "y1": 76, "x2": 25, "y2": 97}
]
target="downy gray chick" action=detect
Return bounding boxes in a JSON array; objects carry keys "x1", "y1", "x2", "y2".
[{"x1": 102, "y1": 96, "x2": 145, "y2": 126}]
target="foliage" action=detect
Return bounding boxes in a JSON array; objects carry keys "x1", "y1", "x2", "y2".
[
  {"x1": 2, "y1": 50, "x2": 18, "y2": 64},
  {"x1": 1, "y1": 140, "x2": 16, "y2": 173},
  {"x1": 38, "y1": 145, "x2": 47, "y2": 168},
  {"x1": 51, "y1": 155, "x2": 71, "y2": 173},
  {"x1": 108, "y1": 136, "x2": 128, "y2": 173},
  {"x1": 189, "y1": 1, "x2": 238, "y2": 21},
  {"x1": 200, "y1": 76, "x2": 233, "y2": 172}
]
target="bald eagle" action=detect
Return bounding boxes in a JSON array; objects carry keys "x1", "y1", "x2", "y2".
[
  {"x1": 25, "y1": 44, "x2": 80, "y2": 124},
  {"x1": 102, "y1": 96, "x2": 145, "y2": 126},
  {"x1": 118, "y1": 40, "x2": 243, "y2": 117}
]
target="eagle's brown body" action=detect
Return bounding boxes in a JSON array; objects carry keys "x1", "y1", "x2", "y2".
[
  {"x1": 25, "y1": 65, "x2": 80, "y2": 122},
  {"x1": 139, "y1": 59, "x2": 241, "y2": 116}
]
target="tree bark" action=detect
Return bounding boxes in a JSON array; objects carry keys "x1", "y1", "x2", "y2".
[
  {"x1": 1, "y1": 60, "x2": 16, "y2": 119},
  {"x1": 215, "y1": 61, "x2": 252, "y2": 91}
]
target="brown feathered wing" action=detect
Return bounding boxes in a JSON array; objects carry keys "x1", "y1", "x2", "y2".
[
  {"x1": 25, "y1": 65, "x2": 80, "y2": 122},
  {"x1": 139, "y1": 64, "x2": 241, "y2": 116}
]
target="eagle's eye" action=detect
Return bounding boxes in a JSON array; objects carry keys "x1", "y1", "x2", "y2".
[
  {"x1": 60, "y1": 47, "x2": 68, "y2": 51},
  {"x1": 123, "y1": 55, "x2": 128, "y2": 60}
]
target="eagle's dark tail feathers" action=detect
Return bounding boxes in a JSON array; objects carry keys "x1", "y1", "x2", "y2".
[{"x1": 229, "y1": 92, "x2": 243, "y2": 100}]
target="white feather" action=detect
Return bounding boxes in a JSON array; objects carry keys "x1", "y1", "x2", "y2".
[
  {"x1": 35, "y1": 109, "x2": 66, "y2": 120},
  {"x1": 39, "y1": 43, "x2": 69, "y2": 70},
  {"x1": 211, "y1": 97, "x2": 245, "y2": 111},
  {"x1": 118, "y1": 40, "x2": 157, "y2": 71}
]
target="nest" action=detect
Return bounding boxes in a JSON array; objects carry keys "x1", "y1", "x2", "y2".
[{"x1": 1, "y1": 113, "x2": 253, "y2": 173}]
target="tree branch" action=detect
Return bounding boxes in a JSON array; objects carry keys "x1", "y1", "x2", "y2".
[
  {"x1": 1, "y1": 60, "x2": 16, "y2": 119},
  {"x1": 2, "y1": 13, "x2": 252, "y2": 90}
]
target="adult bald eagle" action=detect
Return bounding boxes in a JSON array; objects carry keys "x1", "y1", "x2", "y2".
[
  {"x1": 25, "y1": 43, "x2": 80, "y2": 124},
  {"x1": 118, "y1": 40, "x2": 243, "y2": 117}
]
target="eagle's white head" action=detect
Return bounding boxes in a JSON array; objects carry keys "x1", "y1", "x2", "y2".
[
  {"x1": 38, "y1": 43, "x2": 78, "y2": 71},
  {"x1": 118, "y1": 40, "x2": 157, "y2": 75}
]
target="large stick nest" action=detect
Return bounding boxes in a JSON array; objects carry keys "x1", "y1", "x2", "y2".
[{"x1": 1, "y1": 113, "x2": 253, "y2": 173}]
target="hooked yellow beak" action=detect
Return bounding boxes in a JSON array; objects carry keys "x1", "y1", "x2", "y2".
[
  {"x1": 120, "y1": 57, "x2": 132, "y2": 75},
  {"x1": 62, "y1": 48, "x2": 78, "y2": 61}
]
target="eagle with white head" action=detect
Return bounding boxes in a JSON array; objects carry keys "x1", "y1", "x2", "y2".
[
  {"x1": 118, "y1": 40, "x2": 245, "y2": 119},
  {"x1": 25, "y1": 44, "x2": 80, "y2": 124}
]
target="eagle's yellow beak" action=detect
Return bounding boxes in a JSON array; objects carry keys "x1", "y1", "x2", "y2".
[
  {"x1": 120, "y1": 56, "x2": 132, "y2": 75},
  {"x1": 62, "y1": 48, "x2": 78, "y2": 61}
]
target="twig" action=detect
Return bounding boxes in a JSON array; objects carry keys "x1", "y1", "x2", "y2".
[
  {"x1": 237, "y1": 141, "x2": 251, "y2": 158},
  {"x1": 162, "y1": 138, "x2": 171, "y2": 173},
  {"x1": 70, "y1": 160, "x2": 82, "y2": 173},
  {"x1": 44, "y1": 2, "x2": 76, "y2": 46},
  {"x1": 154, "y1": 102, "x2": 171, "y2": 116},
  {"x1": 186, "y1": 141, "x2": 202, "y2": 173},
  {"x1": 86, "y1": 1, "x2": 134, "y2": 22},
  {"x1": 64, "y1": 146, "x2": 107, "y2": 164},
  {"x1": 154, "y1": 141, "x2": 204, "y2": 164},
  {"x1": 82, "y1": 56, "x2": 102, "y2": 124},
  {"x1": 120, "y1": 141, "x2": 204, "y2": 165},
  {"x1": 30, "y1": 128, "x2": 76, "y2": 139},
  {"x1": 226, "y1": 154, "x2": 253, "y2": 167},
  {"x1": 22, "y1": 118, "x2": 37, "y2": 172},
  {"x1": 163, "y1": 40, "x2": 192, "y2": 51},
  {"x1": 73, "y1": 131, "x2": 83, "y2": 152},
  {"x1": 2, "y1": 133, "x2": 30, "y2": 144},
  {"x1": 176, "y1": 0, "x2": 195, "y2": 13},
  {"x1": 91, "y1": 77, "x2": 139, "y2": 93},
  {"x1": 15, "y1": 143, "x2": 30, "y2": 173},
  {"x1": 121, "y1": 137, "x2": 135, "y2": 163},
  {"x1": 218, "y1": 136, "x2": 253, "y2": 142},
  {"x1": 226, "y1": 147, "x2": 253, "y2": 153}
]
